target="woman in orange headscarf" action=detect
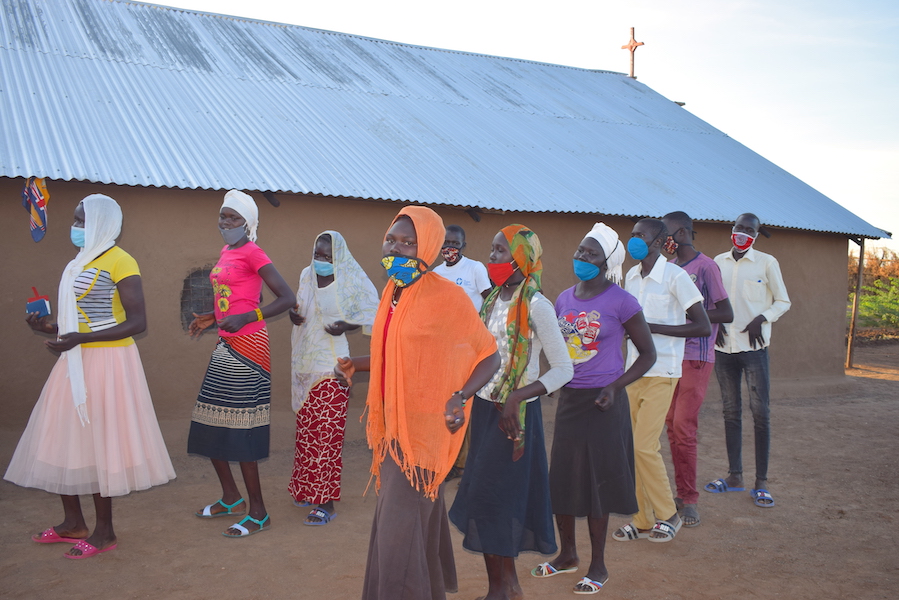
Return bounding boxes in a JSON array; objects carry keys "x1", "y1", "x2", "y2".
[{"x1": 335, "y1": 206, "x2": 499, "y2": 600}]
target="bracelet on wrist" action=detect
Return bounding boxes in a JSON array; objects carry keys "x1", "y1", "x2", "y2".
[
  {"x1": 254, "y1": 308, "x2": 264, "y2": 322},
  {"x1": 453, "y1": 390, "x2": 468, "y2": 406}
]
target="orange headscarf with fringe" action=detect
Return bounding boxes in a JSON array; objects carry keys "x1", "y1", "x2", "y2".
[{"x1": 366, "y1": 206, "x2": 497, "y2": 500}]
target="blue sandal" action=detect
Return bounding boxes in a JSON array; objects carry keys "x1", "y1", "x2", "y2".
[
  {"x1": 196, "y1": 498, "x2": 246, "y2": 519},
  {"x1": 704, "y1": 478, "x2": 745, "y2": 493},
  {"x1": 304, "y1": 508, "x2": 336, "y2": 526},
  {"x1": 751, "y1": 488, "x2": 775, "y2": 507},
  {"x1": 223, "y1": 514, "x2": 270, "y2": 537}
]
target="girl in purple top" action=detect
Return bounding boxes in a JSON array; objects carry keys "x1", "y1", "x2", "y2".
[{"x1": 530, "y1": 223, "x2": 656, "y2": 595}]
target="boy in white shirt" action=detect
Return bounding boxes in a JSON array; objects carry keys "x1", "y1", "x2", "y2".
[
  {"x1": 614, "y1": 219, "x2": 710, "y2": 544},
  {"x1": 432, "y1": 225, "x2": 492, "y2": 311}
]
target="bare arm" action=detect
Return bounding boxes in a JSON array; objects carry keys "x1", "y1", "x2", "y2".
[
  {"x1": 707, "y1": 297, "x2": 734, "y2": 324},
  {"x1": 217, "y1": 263, "x2": 295, "y2": 333},
  {"x1": 444, "y1": 350, "x2": 501, "y2": 433}
]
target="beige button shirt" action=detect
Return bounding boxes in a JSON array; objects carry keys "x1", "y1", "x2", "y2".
[{"x1": 714, "y1": 247, "x2": 791, "y2": 353}]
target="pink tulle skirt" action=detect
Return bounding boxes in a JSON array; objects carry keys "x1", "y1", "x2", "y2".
[{"x1": 4, "y1": 345, "x2": 176, "y2": 497}]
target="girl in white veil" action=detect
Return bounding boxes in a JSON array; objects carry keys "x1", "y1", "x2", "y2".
[{"x1": 5, "y1": 194, "x2": 175, "y2": 559}]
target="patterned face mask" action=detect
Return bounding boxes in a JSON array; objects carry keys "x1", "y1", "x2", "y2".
[
  {"x1": 381, "y1": 255, "x2": 426, "y2": 288},
  {"x1": 441, "y1": 246, "x2": 461, "y2": 263},
  {"x1": 663, "y1": 236, "x2": 678, "y2": 255}
]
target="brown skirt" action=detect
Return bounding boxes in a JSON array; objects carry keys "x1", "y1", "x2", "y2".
[{"x1": 361, "y1": 454, "x2": 457, "y2": 600}]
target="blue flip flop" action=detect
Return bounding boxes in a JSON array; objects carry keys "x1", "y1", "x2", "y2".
[
  {"x1": 704, "y1": 478, "x2": 745, "y2": 493},
  {"x1": 304, "y1": 507, "x2": 336, "y2": 526},
  {"x1": 751, "y1": 488, "x2": 775, "y2": 507}
]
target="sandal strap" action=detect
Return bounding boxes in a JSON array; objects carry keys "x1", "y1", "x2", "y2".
[
  {"x1": 575, "y1": 577, "x2": 604, "y2": 592},
  {"x1": 619, "y1": 523, "x2": 639, "y2": 539},
  {"x1": 652, "y1": 521, "x2": 675, "y2": 536}
]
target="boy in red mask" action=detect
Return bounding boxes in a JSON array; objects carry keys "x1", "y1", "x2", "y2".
[{"x1": 707, "y1": 213, "x2": 791, "y2": 509}]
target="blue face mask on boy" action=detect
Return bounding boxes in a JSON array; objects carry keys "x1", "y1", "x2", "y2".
[{"x1": 627, "y1": 237, "x2": 649, "y2": 261}]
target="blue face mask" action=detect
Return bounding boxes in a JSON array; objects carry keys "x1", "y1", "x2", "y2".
[
  {"x1": 313, "y1": 259, "x2": 334, "y2": 276},
  {"x1": 573, "y1": 259, "x2": 601, "y2": 281},
  {"x1": 627, "y1": 237, "x2": 649, "y2": 261},
  {"x1": 70, "y1": 226, "x2": 85, "y2": 248},
  {"x1": 381, "y1": 255, "x2": 426, "y2": 288}
]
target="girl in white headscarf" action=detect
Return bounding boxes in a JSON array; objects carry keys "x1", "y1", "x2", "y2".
[
  {"x1": 530, "y1": 223, "x2": 656, "y2": 594},
  {"x1": 5, "y1": 194, "x2": 176, "y2": 559},
  {"x1": 287, "y1": 231, "x2": 380, "y2": 525},
  {"x1": 187, "y1": 190, "x2": 294, "y2": 538}
]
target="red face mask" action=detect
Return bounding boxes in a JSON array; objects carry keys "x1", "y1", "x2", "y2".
[
  {"x1": 487, "y1": 261, "x2": 517, "y2": 286},
  {"x1": 731, "y1": 232, "x2": 756, "y2": 252}
]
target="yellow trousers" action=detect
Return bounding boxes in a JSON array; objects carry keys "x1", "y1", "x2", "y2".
[{"x1": 626, "y1": 376, "x2": 678, "y2": 530}]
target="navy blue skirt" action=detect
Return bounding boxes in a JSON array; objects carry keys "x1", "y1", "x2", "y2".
[{"x1": 448, "y1": 396, "x2": 557, "y2": 557}]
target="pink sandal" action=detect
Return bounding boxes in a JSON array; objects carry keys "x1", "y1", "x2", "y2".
[
  {"x1": 64, "y1": 539, "x2": 117, "y2": 559},
  {"x1": 32, "y1": 528, "x2": 84, "y2": 544}
]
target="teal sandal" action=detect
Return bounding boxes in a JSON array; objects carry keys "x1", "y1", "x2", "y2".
[
  {"x1": 196, "y1": 498, "x2": 246, "y2": 519},
  {"x1": 223, "y1": 514, "x2": 270, "y2": 537}
]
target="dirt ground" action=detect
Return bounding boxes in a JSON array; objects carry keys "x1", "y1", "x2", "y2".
[{"x1": 1, "y1": 343, "x2": 897, "y2": 600}]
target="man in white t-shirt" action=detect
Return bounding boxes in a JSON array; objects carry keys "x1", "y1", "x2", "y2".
[{"x1": 432, "y1": 225, "x2": 492, "y2": 311}]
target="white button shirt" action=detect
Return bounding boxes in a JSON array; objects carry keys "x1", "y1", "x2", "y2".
[
  {"x1": 714, "y1": 247, "x2": 791, "y2": 353},
  {"x1": 625, "y1": 254, "x2": 704, "y2": 378}
]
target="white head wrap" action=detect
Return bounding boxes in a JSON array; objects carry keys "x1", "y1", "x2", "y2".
[
  {"x1": 58, "y1": 194, "x2": 123, "y2": 425},
  {"x1": 585, "y1": 222, "x2": 625, "y2": 284},
  {"x1": 290, "y1": 231, "x2": 381, "y2": 411},
  {"x1": 221, "y1": 190, "x2": 259, "y2": 242}
]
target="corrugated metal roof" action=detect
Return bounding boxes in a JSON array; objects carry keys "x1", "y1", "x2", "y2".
[{"x1": 0, "y1": 0, "x2": 888, "y2": 238}]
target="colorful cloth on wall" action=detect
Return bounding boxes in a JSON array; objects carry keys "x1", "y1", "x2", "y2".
[{"x1": 22, "y1": 177, "x2": 50, "y2": 242}]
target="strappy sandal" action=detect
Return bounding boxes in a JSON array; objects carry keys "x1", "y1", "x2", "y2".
[
  {"x1": 573, "y1": 576, "x2": 607, "y2": 594},
  {"x1": 223, "y1": 514, "x2": 270, "y2": 537},
  {"x1": 531, "y1": 562, "x2": 578, "y2": 577},
  {"x1": 196, "y1": 498, "x2": 246, "y2": 519}
]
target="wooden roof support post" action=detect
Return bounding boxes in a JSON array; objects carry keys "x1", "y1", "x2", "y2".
[{"x1": 846, "y1": 237, "x2": 865, "y2": 369}]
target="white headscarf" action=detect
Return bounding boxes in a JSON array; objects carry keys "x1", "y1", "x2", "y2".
[
  {"x1": 221, "y1": 190, "x2": 259, "y2": 242},
  {"x1": 585, "y1": 222, "x2": 625, "y2": 285},
  {"x1": 290, "y1": 231, "x2": 380, "y2": 411},
  {"x1": 58, "y1": 194, "x2": 123, "y2": 425}
]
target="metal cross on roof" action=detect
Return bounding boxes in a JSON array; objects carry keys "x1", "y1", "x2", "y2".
[{"x1": 621, "y1": 27, "x2": 645, "y2": 79}]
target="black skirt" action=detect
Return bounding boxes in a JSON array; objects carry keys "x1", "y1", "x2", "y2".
[
  {"x1": 549, "y1": 386, "x2": 638, "y2": 518},
  {"x1": 449, "y1": 396, "x2": 557, "y2": 557}
]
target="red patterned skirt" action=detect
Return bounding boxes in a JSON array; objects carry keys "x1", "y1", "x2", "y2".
[{"x1": 288, "y1": 377, "x2": 348, "y2": 504}]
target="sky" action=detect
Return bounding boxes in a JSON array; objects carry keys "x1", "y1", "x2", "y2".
[{"x1": 167, "y1": 0, "x2": 899, "y2": 254}]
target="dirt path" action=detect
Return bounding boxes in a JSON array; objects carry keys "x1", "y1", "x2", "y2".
[{"x1": 1, "y1": 344, "x2": 897, "y2": 599}]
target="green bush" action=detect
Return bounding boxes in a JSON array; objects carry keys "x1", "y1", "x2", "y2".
[{"x1": 849, "y1": 276, "x2": 899, "y2": 327}]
